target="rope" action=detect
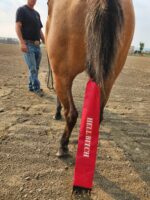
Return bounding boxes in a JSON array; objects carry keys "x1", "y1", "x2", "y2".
[{"x1": 46, "y1": 53, "x2": 54, "y2": 90}]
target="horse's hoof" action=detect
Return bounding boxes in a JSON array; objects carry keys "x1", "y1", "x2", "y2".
[
  {"x1": 72, "y1": 188, "x2": 91, "y2": 200},
  {"x1": 53, "y1": 113, "x2": 62, "y2": 120},
  {"x1": 56, "y1": 148, "x2": 69, "y2": 157}
]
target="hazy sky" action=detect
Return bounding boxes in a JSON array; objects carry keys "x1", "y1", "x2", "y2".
[{"x1": 0, "y1": 0, "x2": 150, "y2": 48}]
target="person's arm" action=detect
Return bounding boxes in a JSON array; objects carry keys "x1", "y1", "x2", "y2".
[
  {"x1": 15, "y1": 22, "x2": 28, "y2": 52},
  {"x1": 40, "y1": 29, "x2": 45, "y2": 44}
]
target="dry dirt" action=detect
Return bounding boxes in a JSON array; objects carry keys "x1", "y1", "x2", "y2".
[{"x1": 0, "y1": 44, "x2": 149, "y2": 200}]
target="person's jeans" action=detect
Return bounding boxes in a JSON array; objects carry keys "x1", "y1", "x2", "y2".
[{"x1": 24, "y1": 43, "x2": 42, "y2": 91}]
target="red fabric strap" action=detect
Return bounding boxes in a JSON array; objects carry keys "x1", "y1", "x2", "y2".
[{"x1": 73, "y1": 80, "x2": 101, "y2": 189}]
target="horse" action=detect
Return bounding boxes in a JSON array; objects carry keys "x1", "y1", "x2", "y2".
[{"x1": 45, "y1": 0, "x2": 135, "y2": 157}]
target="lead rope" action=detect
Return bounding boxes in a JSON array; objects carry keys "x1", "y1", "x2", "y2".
[{"x1": 47, "y1": 53, "x2": 54, "y2": 90}]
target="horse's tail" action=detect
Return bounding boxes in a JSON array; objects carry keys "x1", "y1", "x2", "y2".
[{"x1": 86, "y1": 0, "x2": 124, "y2": 86}]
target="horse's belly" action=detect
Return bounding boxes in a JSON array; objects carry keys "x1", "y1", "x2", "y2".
[{"x1": 46, "y1": 0, "x2": 87, "y2": 76}]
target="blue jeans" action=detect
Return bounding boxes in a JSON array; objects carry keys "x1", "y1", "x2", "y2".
[{"x1": 24, "y1": 43, "x2": 42, "y2": 91}]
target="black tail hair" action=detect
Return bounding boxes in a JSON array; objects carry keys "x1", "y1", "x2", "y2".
[{"x1": 86, "y1": 0, "x2": 124, "y2": 85}]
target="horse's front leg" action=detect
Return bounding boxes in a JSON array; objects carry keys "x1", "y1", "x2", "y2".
[
  {"x1": 55, "y1": 77, "x2": 78, "y2": 157},
  {"x1": 53, "y1": 96, "x2": 62, "y2": 120}
]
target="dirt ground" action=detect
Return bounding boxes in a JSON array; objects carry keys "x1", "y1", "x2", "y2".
[{"x1": 0, "y1": 44, "x2": 149, "y2": 200}]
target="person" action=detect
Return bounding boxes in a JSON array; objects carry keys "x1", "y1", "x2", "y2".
[{"x1": 15, "y1": 0, "x2": 45, "y2": 96}]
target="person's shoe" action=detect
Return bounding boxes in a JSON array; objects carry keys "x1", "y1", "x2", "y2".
[
  {"x1": 29, "y1": 88, "x2": 34, "y2": 92},
  {"x1": 34, "y1": 89, "x2": 44, "y2": 97}
]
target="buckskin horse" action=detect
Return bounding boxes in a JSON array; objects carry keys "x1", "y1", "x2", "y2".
[{"x1": 45, "y1": 0, "x2": 135, "y2": 157}]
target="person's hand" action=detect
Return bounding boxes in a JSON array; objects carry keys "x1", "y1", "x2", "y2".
[{"x1": 20, "y1": 42, "x2": 28, "y2": 53}]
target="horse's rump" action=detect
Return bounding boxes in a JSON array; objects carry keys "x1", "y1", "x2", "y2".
[{"x1": 45, "y1": 0, "x2": 87, "y2": 77}]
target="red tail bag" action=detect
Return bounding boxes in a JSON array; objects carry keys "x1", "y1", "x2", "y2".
[{"x1": 73, "y1": 80, "x2": 101, "y2": 189}]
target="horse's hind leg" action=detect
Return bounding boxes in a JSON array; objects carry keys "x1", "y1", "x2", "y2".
[
  {"x1": 100, "y1": 75, "x2": 118, "y2": 123},
  {"x1": 53, "y1": 96, "x2": 62, "y2": 120},
  {"x1": 54, "y1": 76, "x2": 78, "y2": 157}
]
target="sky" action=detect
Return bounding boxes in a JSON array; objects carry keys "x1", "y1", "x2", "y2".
[{"x1": 0, "y1": 0, "x2": 150, "y2": 49}]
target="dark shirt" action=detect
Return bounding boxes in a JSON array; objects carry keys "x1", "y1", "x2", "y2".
[{"x1": 16, "y1": 5, "x2": 43, "y2": 41}]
